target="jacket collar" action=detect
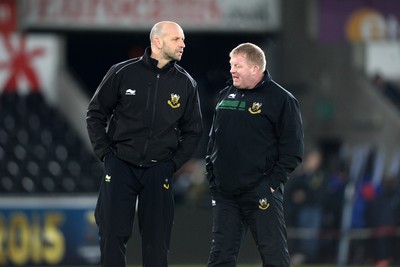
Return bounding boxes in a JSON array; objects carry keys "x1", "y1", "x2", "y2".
[
  {"x1": 142, "y1": 46, "x2": 176, "y2": 72},
  {"x1": 227, "y1": 71, "x2": 272, "y2": 90},
  {"x1": 255, "y1": 71, "x2": 272, "y2": 89}
]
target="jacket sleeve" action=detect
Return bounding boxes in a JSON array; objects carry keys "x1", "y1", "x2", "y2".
[
  {"x1": 205, "y1": 114, "x2": 216, "y2": 182},
  {"x1": 172, "y1": 83, "x2": 203, "y2": 170},
  {"x1": 86, "y1": 65, "x2": 119, "y2": 161},
  {"x1": 205, "y1": 88, "x2": 226, "y2": 182},
  {"x1": 270, "y1": 94, "x2": 304, "y2": 189}
]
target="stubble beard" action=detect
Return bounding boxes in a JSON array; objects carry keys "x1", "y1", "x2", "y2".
[{"x1": 164, "y1": 49, "x2": 182, "y2": 62}]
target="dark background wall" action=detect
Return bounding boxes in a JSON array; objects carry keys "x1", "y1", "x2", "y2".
[{"x1": 65, "y1": 32, "x2": 275, "y2": 97}]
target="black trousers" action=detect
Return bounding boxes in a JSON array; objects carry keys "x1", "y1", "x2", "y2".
[
  {"x1": 207, "y1": 179, "x2": 290, "y2": 267},
  {"x1": 95, "y1": 153, "x2": 175, "y2": 267}
]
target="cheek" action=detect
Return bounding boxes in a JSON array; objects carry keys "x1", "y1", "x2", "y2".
[{"x1": 237, "y1": 70, "x2": 246, "y2": 78}]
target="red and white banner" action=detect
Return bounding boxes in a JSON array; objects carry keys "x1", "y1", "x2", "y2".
[
  {"x1": 0, "y1": 0, "x2": 60, "y2": 98},
  {"x1": 0, "y1": 34, "x2": 60, "y2": 98},
  {"x1": 0, "y1": 0, "x2": 16, "y2": 34},
  {"x1": 18, "y1": 0, "x2": 281, "y2": 32}
]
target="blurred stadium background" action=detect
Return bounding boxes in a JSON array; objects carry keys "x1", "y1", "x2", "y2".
[{"x1": 1, "y1": 0, "x2": 400, "y2": 266}]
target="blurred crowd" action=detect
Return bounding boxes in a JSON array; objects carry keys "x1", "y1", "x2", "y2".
[{"x1": 283, "y1": 145, "x2": 400, "y2": 266}]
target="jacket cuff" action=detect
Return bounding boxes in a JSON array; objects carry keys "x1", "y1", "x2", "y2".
[
  {"x1": 269, "y1": 177, "x2": 281, "y2": 190},
  {"x1": 98, "y1": 149, "x2": 111, "y2": 162}
]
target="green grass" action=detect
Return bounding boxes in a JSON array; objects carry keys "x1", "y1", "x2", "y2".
[
  {"x1": 128, "y1": 264, "x2": 373, "y2": 267},
  {"x1": 54, "y1": 264, "x2": 378, "y2": 267}
]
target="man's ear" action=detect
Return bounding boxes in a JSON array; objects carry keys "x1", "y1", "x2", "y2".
[
  {"x1": 252, "y1": 64, "x2": 260, "y2": 75},
  {"x1": 154, "y1": 36, "x2": 163, "y2": 49}
]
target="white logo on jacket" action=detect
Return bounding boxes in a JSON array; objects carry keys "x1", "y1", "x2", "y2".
[{"x1": 125, "y1": 89, "x2": 136, "y2": 95}]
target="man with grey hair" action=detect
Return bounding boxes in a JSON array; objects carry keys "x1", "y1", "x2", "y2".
[
  {"x1": 87, "y1": 21, "x2": 203, "y2": 267},
  {"x1": 206, "y1": 43, "x2": 304, "y2": 267}
]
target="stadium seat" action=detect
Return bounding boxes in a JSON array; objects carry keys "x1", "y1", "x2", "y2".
[{"x1": 0, "y1": 91, "x2": 102, "y2": 193}]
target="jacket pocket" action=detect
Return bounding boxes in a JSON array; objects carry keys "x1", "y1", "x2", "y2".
[{"x1": 263, "y1": 156, "x2": 275, "y2": 176}]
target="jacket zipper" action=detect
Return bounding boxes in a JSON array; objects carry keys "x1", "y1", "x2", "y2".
[
  {"x1": 236, "y1": 92, "x2": 245, "y2": 110},
  {"x1": 140, "y1": 73, "x2": 160, "y2": 166}
]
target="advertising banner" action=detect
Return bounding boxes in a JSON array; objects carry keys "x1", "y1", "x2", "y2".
[
  {"x1": 18, "y1": 0, "x2": 281, "y2": 32},
  {"x1": 0, "y1": 34, "x2": 60, "y2": 102},
  {"x1": 319, "y1": 0, "x2": 400, "y2": 43},
  {"x1": 0, "y1": 197, "x2": 99, "y2": 266}
]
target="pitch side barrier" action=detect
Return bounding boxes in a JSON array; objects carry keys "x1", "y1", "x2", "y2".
[{"x1": 287, "y1": 226, "x2": 400, "y2": 240}]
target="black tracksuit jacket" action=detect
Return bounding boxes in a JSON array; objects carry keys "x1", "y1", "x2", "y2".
[
  {"x1": 86, "y1": 47, "x2": 203, "y2": 170},
  {"x1": 206, "y1": 72, "x2": 304, "y2": 194}
]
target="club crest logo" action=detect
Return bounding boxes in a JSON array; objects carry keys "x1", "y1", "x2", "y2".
[
  {"x1": 163, "y1": 178, "x2": 170, "y2": 189},
  {"x1": 248, "y1": 102, "x2": 262, "y2": 114},
  {"x1": 167, "y1": 93, "x2": 181, "y2": 108},
  {"x1": 258, "y1": 198, "x2": 270, "y2": 210}
]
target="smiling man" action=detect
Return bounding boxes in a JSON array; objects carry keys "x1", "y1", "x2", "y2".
[{"x1": 206, "y1": 43, "x2": 304, "y2": 267}]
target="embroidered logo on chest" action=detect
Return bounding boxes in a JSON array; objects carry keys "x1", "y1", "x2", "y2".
[
  {"x1": 248, "y1": 102, "x2": 262, "y2": 114},
  {"x1": 168, "y1": 93, "x2": 181, "y2": 108}
]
